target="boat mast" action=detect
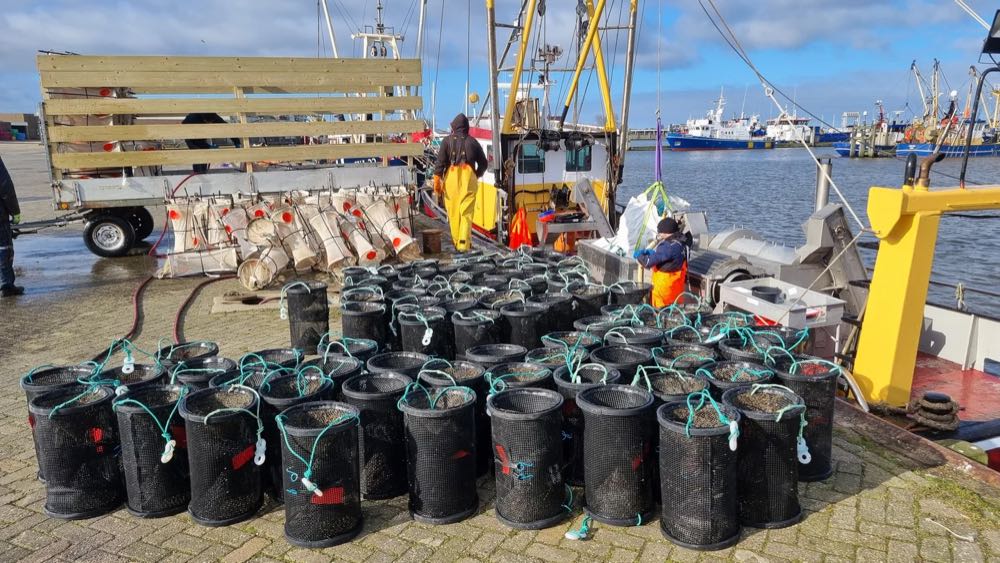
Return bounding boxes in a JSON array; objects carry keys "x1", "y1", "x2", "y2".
[
  {"x1": 501, "y1": 0, "x2": 538, "y2": 134},
  {"x1": 319, "y1": 0, "x2": 340, "y2": 57},
  {"x1": 582, "y1": 0, "x2": 617, "y2": 132},
  {"x1": 931, "y1": 59, "x2": 940, "y2": 121},
  {"x1": 485, "y1": 0, "x2": 505, "y2": 243},
  {"x1": 557, "y1": 0, "x2": 609, "y2": 131},
  {"x1": 911, "y1": 61, "x2": 929, "y2": 118},
  {"x1": 414, "y1": 0, "x2": 428, "y2": 96},
  {"x1": 617, "y1": 0, "x2": 639, "y2": 161}
]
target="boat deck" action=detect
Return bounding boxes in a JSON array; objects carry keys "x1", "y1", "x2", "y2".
[{"x1": 913, "y1": 353, "x2": 1000, "y2": 422}]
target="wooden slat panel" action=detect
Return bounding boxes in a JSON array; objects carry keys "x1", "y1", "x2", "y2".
[
  {"x1": 40, "y1": 71, "x2": 421, "y2": 91},
  {"x1": 51, "y1": 142, "x2": 424, "y2": 168},
  {"x1": 38, "y1": 55, "x2": 420, "y2": 74},
  {"x1": 43, "y1": 96, "x2": 423, "y2": 116},
  {"x1": 48, "y1": 119, "x2": 425, "y2": 142}
]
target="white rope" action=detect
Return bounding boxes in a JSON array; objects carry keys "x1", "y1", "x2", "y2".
[
  {"x1": 701, "y1": 0, "x2": 870, "y2": 232},
  {"x1": 953, "y1": 0, "x2": 990, "y2": 30}
]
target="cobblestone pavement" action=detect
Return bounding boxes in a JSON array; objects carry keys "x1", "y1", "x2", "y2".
[{"x1": 2, "y1": 143, "x2": 1000, "y2": 562}]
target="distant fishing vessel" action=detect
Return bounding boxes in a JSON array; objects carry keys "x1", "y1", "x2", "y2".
[
  {"x1": 665, "y1": 91, "x2": 773, "y2": 150},
  {"x1": 897, "y1": 61, "x2": 1000, "y2": 158},
  {"x1": 834, "y1": 101, "x2": 905, "y2": 158}
]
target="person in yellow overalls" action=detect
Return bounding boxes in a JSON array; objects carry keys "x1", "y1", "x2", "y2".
[
  {"x1": 634, "y1": 217, "x2": 690, "y2": 308},
  {"x1": 432, "y1": 114, "x2": 488, "y2": 252}
]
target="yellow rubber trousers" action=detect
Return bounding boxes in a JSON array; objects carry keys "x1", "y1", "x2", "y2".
[{"x1": 444, "y1": 163, "x2": 477, "y2": 252}]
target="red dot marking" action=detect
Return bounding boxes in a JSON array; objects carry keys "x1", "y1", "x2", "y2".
[
  {"x1": 221, "y1": 208, "x2": 230, "y2": 216},
  {"x1": 192, "y1": 237, "x2": 199, "y2": 246},
  {"x1": 254, "y1": 210, "x2": 265, "y2": 218},
  {"x1": 352, "y1": 209, "x2": 362, "y2": 217},
  {"x1": 99, "y1": 88, "x2": 111, "y2": 97},
  {"x1": 168, "y1": 210, "x2": 180, "y2": 220},
  {"x1": 27, "y1": 414, "x2": 35, "y2": 430},
  {"x1": 366, "y1": 251, "x2": 377, "y2": 260},
  {"x1": 102, "y1": 143, "x2": 115, "y2": 152},
  {"x1": 281, "y1": 212, "x2": 293, "y2": 223},
  {"x1": 224, "y1": 225, "x2": 233, "y2": 234},
  {"x1": 393, "y1": 237, "x2": 401, "y2": 247},
  {"x1": 343, "y1": 202, "x2": 352, "y2": 211},
  {"x1": 89, "y1": 427, "x2": 104, "y2": 443}
]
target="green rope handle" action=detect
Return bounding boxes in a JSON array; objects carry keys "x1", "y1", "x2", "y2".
[
  {"x1": 170, "y1": 361, "x2": 227, "y2": 385},
  {"x1": 47, "y1": 385, "x2": 105, "y2": 418},
  {"x1": 113, "y1": 386, "x2": 189, "y2": 461},
  {"x1": 454, "y1": 310, "x2": 496, "y2": 324},
  {"x1": 430, "y1": 385, "x2": 474, "y2": 409},
  {"x1": 343, "y1": 285, "x2": 385, "y2": 301},
  {"x1": 666, "y1": 324, "x2": 702, "y2": 342},
  {"x1": 666, "y1": 353, "x2": 713, "y2": 370},
  {"x1": 419, "y1": 369, "x2": 458, "y2": 386},
  {"x1": 763, "y1": 345, "x2": 797, "y2": 368},
  {"x1": 681, "y1": 389, "x2": 740, "y2": 451},
  {"x1": 565, "y1": 515, "x2": 593, "y2": 540},
  {"x1": 396, "y1": 382, "x2": 435, "y2": 411},
  {"x1": 23, "y1": 364, "x2": 57, "y2": 384},
  {"x1": 275, "y1": 410, "x2": 360, "y2": 496},
  {"x1": 203, "y1": 385, "x2": 266, "y2": 465}
]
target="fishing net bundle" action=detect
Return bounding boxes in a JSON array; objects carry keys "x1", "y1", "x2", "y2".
[
  {"x1": 398, "y1": 385, "x2": 479, "y2": 524},
  {"x1": 179, "y1": 386, "x2": 265, "y2": 526},
  {"x1": 114, "y1": 384, "x2": 191, "y2": 517},
  {"x1": 487, "y1": 389, "x2": 568, "y2": 529},
  {"x1": 552, "y1": 364, "x2": 621, "y2": 485},
  {"x1": 577, "y1": 384, "x2": 656, "y2": 526},
  {"x1": 277, "y1": 402, "x2": 363, "y2": 548},
  {"x1": 341, "y1": 372, "x2": 412, "y2": 499},
  {"x1": 259, "y1": 373, "x2": 334, "y2": 502},
  {"x1": 29, "y1": 385, "x2": 125, "y2": 519},
  {"x1": 657, "y1": 392, "x2": 742, "y2": 550},
  {"x1": 722, "y1": 384, "x2": 807, "y2": 528}
]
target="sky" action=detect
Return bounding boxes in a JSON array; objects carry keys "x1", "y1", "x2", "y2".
[{"x1": 0, "y1": 0, "x2": 997, "y2": 129}]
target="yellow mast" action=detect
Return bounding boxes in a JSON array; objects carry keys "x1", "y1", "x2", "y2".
[
  {"x1": 500, "y1": 0, "x2": 538, "y2": 134},
  {"x1": 584, "y1": 0, "x2": 617, "y2": 132},
  {"x1": 558, "y1": 0, "x2": 607, "y2": 129}
]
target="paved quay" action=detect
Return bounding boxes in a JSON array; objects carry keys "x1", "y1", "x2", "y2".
[{"x1": 1, "y1": 142, "x2": 1000, "y2": 562}]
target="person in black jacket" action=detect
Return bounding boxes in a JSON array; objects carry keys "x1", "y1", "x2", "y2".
[
  {"x1": 182, "y1": 113, "x2": 242, "y2": 173},
  {"x1": 432, "y1": 114, "x2": 488, "y2": 251},
  {"x1": 0, "y1": 156, "x2": 23, "y2": 297}
]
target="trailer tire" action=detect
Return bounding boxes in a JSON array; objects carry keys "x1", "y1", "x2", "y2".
[
  {"x1": 84, "y1": 214, "x2": 136, "y2": 258},
  {"x1": 124, "y1": 207, "x2": 155, "y2": 241}
]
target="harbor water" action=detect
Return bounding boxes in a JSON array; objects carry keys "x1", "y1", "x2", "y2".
[{"x1": 618, "y1": 148, "x2": 1000, "y2": 318}]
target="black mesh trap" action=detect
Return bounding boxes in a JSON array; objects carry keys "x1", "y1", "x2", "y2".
[
  {"x1": 21, "y1": 365, "x2": 95, "y2": 482},
  {"x1": 465, "y1": 343, "x2": 527, "y2": 369},
  {"x1": 366, "y1": 351, "x2": 431, "y2": 377},
  {"x1": 487, "y1": 388, "x2": 567, "y2": 529},
  {"x1": 697, "y1": 360, "x2": 775, "y2": 399},
  {"x1": 589, "y1": 345, "x2": 653, "y2": 379},
  {"x1": 553, "y1": 364, "x2": 622, "y2": 486},
  {"x1": 179, "y1": 386, "x2": 264, "y2": 526},
  {"x1": 499, "y1": 302, "x2": 550, "y2": 351},
  {"x1": 774, "y1": 356, "x2": 838, "y2": 481},
  {"x1": 278, "y1": 401, "x2": 363, "y2": 548},
  {"x1": 577, "y1": 384, "x2": 656, "y2": 526},
  {"x1": 341, "y1": 300, "x2": 389, "y2": 344},
  {"x1": 298, "y1": 356, "x2": 364, "y2": 400},
  {"x1": 487, "y1": 362, "x2": 554, "y2": 393},
  {"x1": 452, "y1": 309, "x2": 504, "y2": 360},
  {"x1": 417, "y1": 361, "x2": 492, "y2": 476},
  {"x1": 317, "y1": 336, "x2": 378, "y2": 363},
  {"x1": 399, "y1": 306, "x2": 454, "y2": 359},
  {"x1": 30, "y1": 385, "x2": 124, "y2": 519},
  {"x1": 114, "y1": 384, "x2": 191, "y2": 517},
  {"x1": 722, "y1": 385, "x2": 805, "y2": 528},
  {"x1": 399, "y1": 386, "x2": 479, "y2": 524},
  {"x1": 657, "y1": 399, "x2": 741, "y2": 550},
  {"x1": 341, "y1": 372, "x2": 412, "y2": 499},
  {"x1": 170, "y1": 357, "x2": 236, "y2": 391},
  {"x1": 259, "y1": 374, "x2": 334, "y2": 502}
]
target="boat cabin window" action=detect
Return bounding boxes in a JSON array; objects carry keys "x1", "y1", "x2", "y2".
[
  {"x1": 565, "y1": 145, "x2": 592, "y2": 172},
  {"x1": 517, "y1": 143, "x2": 545, "y2": 174}
]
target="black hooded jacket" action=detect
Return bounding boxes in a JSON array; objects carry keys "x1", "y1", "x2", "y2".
[
  {"x1": 0, "y1": 157, "x2": 19, "y2": 222},
  {"x1": 433, "y1": 114, "x2": 488, "y2": 179}
]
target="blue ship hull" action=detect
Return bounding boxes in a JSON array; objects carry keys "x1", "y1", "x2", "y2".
[
  {"x1": 895, "y1": 143, "x2": 1000, "y2": 158},
  {"x1": 665, "y1": 133, "x2": 773, "y2": 151}
]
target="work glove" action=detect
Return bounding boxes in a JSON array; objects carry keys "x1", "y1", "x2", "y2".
[
  {"x1": 433, "y1": 175, "x2": 443, "y2": 195},
  {"x1": 632, "y1": 248, "x2": 652, "y2": 259},
  {"x1": 12, "y1": 214, "x2": 21, "y2": 225}
]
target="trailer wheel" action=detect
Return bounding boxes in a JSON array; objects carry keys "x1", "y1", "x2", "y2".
[
  {"x1": 84, "y1": 214, "x2": 136, "y2": 258},
  {"x1": 124, "y1": 207, "x2": 155, "y2": 241}
]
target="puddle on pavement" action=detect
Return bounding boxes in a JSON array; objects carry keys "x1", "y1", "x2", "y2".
[{"x1": 8, "y1": 229, "x2": 162, "y2": 300}]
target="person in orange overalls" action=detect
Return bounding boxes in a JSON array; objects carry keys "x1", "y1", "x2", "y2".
[{"x1": 634, "y1": 217, "x2": 689, "y2": 308}]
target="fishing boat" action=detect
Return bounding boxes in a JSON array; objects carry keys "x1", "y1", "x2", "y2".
[
  {"x1": 834, "y1": 100, "x2": 905, "y2": 157},
  {"x1": 897, "y1": 61, "x2": 1000, "y2": 158},
  {"x1": 665, "y1": 91, "x2": 773, "y2": 151}
]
